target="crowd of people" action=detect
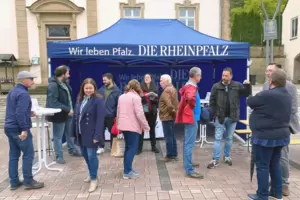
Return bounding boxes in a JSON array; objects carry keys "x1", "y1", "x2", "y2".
[{"x1": 3, "y1": 63, "x2": 299, "y2": 200}]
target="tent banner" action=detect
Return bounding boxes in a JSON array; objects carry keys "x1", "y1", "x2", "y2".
[{"x1": 66, "y1": 44, "x2": 229, "y2": 57}]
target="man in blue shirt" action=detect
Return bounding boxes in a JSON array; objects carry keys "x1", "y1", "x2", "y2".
[
  {"x1": 5, "y1": 71, "x2": 44, "y2": 190},
  {"x1": 247, "y1": 69, "x2": 291, "y2": 200}
]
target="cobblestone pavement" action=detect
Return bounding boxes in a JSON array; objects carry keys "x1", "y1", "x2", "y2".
[{"x1": 0, "y1": 130, "x2": 300, "y2": 200}]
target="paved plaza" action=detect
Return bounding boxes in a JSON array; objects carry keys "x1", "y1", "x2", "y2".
[{"x1": 0, "y1": 130, "x2": 300, "y2": 200}]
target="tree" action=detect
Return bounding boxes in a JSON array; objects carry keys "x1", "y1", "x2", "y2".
[{"x1": 242, "y1": 0, "x2": 288, "y2": 17}]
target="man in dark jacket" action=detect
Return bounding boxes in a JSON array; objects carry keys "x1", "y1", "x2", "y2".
[
  {"x1": 207, "y1": 67, "x2": 251, "y2": 169},
  {"x1": 5, "y1": 71, "x2": 44, "y2": 190},
  {"x1": 247, "y1": 70, "x2": 291, "y2": 200},
  {"x1": 97, "y1": 73, "x2": 121, "y2": 154},
  {"x1": 46, "y1": 65, "x2": 80, "y2": 164}
]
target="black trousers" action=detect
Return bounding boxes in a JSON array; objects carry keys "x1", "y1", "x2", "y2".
[
  {"x1": 100, "y1": 116, "x2": 115, "y2": 148},
  {"x1": 138, "y1": 112, "x2": 157, "y2": 151}
]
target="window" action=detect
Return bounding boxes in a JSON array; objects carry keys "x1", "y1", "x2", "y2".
[
  {"x1": 291, "y1": 17, "x2": 298, "y2": 39},
  {"x1": 178, "y1": 8, "x2": 195, "y2": 29},
  {"x1": 46, "y1": 25, "x2": 70, "y2": 41},
  {"x1": 123, "y1": 7, "x2": 141, "y2": 18}
]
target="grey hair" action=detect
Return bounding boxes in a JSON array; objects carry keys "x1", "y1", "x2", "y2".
[
  {"x1": 271, "y1": 69, "x2": 287, "y2": 87},
  {"x1": 160, "y1": 74, "x2": 172, "y2": 83},
  {"x1": 189, "y1": 67, "x2": 202, "y2": 78}
]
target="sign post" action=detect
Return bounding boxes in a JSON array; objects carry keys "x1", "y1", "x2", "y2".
[{"x1": 261, "y1": 0, "x2": 281, "y2": 65}]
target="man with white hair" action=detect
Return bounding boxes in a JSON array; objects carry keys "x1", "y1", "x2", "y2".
[
  {"x1": 5, "y1": 71, "x2": 44, "y2": 190},
  {"x1": 176, "y1": 67, "x2": 203, "y2": 179},
  {"x1": 263, "y1": 63, "x2": 300, "y2": 196},
  {"x1": 159, "y1": 74, "x2": 179, "y2": 162}
]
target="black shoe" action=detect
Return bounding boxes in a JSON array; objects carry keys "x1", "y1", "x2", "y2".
[
  {"x1": 69, "y1": 151, "x2": 81, "y2": 157},
  {"x1": 10, "y1": 181, "x2": 22, "y2": 190},
  {"x1": 207, "y1": 160, "x2": 219, "y2": 169},
  {"x1": 24, "y1": 180, "x2": 44, "y2": 190},
  {"x1": 136, "y1": 150, "x2": 142, "y2": 155},
  {"x1": 151, "y1": 146, "x2": 160, "y2": 153}
]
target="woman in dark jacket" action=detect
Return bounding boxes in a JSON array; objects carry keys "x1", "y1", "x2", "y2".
[
  {"x1": 137, "y1": 74, "x2": 160, "y2": 154},
  {"x1": 71, "y1": 78, "x2": 105, "y2": 193}
]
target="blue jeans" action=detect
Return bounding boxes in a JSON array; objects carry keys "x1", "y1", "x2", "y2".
[
  {"x1": 5, "y1": 130, "x2": 34, "y2": 186},
  {"x1": 80, "y1": 146, "x2": 98, "y2": 180},
  {"x1": 162, "y1": 120, "x2": 178, "y2": 158},
  {"x1": 53, "y1": 117, "x2": 76, "y2": 159},
  {"x1": 254, "y1": 144, "x2": 283, "y2": 200},
  {"x1": 212, "y1": 118, "x2": 236, "y2": 160},
  {"x1": 183, "y1": 121, "x2": 198, "y2": 175},
  {"x1": 123, "y1": 131, "x2": 139, "y2": 174}
]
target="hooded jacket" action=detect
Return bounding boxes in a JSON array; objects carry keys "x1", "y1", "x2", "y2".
[{"x1": 176, "y1": 81, "x2": 201, "y2": 124}]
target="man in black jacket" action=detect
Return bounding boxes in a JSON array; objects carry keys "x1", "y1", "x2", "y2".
[
  {"x1": 207, "y1": 67, "x2": 251, "y2": 169},
  {"x1": 247, "y1": 70, "x2": 291, "y2": 200},
  {"x1": 97, "y1": 73, "x2": 121, "y2": 154},
  {"x1": 46, "y1": 65, "x2": 80, "y2": 164}
]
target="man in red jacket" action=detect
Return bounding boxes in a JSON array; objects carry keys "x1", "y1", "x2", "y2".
[{"x1": 176, "y1": 67, "x2": 203, "y2": 179}]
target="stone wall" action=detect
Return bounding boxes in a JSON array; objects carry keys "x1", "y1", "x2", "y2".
[{"x1": 249, "y1": 46, "x2": 286, "y2": 83}]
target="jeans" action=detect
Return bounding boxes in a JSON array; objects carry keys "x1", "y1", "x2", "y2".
[
  {"x1": 183, "y1": 121, "x2": 198, "y2": 175},
  {"x1": 212, "y1": 118, "x2": 236, "y2": 160},
  {"x1": 138, "y1": 113, "x2": 157, "y2": 151},
  {"x1": 53, "y1": 117, "x2": 76, "y2": 159},
  {"x1": 5, "y1": 130, "x2": 34, "y2": 186},
  {"x1": 123, "y1": 131, "x2": 139, "y2": 174},
  {"x1": 280, "y1": 145, "x2": 289, "y2": 185},
  {"x1": 80, "y1": 146, "x2": 98, "y2": 180},
  {"x1": 254, "y1": 144, "x2": 283, "y2": 200},
  {"x1": 162, "y1": 120, "x2": 178, "y2": 158}
]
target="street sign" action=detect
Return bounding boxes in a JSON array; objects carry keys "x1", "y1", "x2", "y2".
[{"x1": 264, "y1": 19, "x2": 278, "y2": 40}]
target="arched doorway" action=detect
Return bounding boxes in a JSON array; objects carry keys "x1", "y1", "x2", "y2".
[{"x1": 294, "y1": 53, "x2": 300, "y2": 84}]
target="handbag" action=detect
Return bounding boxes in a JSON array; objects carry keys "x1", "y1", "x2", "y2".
[
  {"x1": 111, "y1": 137, "x2": 125, "y2": 157},
  {"x1": 111, "y1": 118, "x2": 120, "y2": 135}
]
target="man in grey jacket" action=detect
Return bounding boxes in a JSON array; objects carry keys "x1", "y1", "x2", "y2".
[{"x1": 263, "y1": 63, "x2": 300, "y2": 196}]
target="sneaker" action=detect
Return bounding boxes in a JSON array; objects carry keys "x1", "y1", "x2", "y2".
[
  {"x1": 10, "y1": 181, "x2": 22, "y2": 190},
  {"x1": 123, "y1": 171, "x2": 139, "y2": 179},
  {"x1": 132, "y1": 170, "x2": 139, "y2": 176},
  {"x1": 97, "y1": 148, "x2": 105, "y2": 155},
  {"x1": 224, "y1": 156, "x2": 233, "y2": 166},
  {"x1": 207, "y1": 160, "x2": 219, "y2": 169},
  {"x1": 269, "y1": 195, "x2": 283, "y2": 200},
  {"x1": 171, "y1": 156, "x2": 179, "y2": 161},
  {"x1": 187, "y1": 172, "x2": 204, "y2": 179},
  {"x1": 247, "y1": 194, "x2": 262, "y2": 200},
  {"x1": 24, "y1": 180, "x2": 44, "y2": 190}
]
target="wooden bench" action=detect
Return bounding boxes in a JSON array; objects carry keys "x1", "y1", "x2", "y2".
[{"x1": 235, "y1": 129, "x2": 252, "y2": 152}]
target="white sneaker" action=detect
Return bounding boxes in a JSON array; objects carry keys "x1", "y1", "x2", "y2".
[{"x1": 97, "y1": 148, "x2": 105, "y2": 155}]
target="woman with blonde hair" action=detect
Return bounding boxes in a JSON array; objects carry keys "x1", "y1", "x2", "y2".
[
  {"x1": 117, "y1": 79, "x2": 150, "y2": 179},
  {"x1": 71, "y1": 78, "x2": 105, "y2": 192}
]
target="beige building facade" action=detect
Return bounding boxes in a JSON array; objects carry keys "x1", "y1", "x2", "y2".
[
  {"x1": 0, "y1": 0, "x2": 230, "y2": 85},
  {"x1": 282, "y1": 0, "x2": 300, "y2": 83}
]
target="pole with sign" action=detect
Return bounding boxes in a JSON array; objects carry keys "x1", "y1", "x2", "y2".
[{"x1": 261, "y1": 0, "x2": 281, "y2": 65}]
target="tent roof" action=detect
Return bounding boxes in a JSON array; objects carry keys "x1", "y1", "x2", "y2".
[{"x1": 47, "y1": 18, "x2": 249, "y2": 62}]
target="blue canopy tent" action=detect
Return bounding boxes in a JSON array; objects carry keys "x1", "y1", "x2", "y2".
[{"x1": 47, "y1": 18, "x2": 250, "y2": 141}]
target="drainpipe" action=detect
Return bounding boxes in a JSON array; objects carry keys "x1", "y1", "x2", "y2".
[{"x1": 219, "y1": 0, "x2": 223, "y2": 38}]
